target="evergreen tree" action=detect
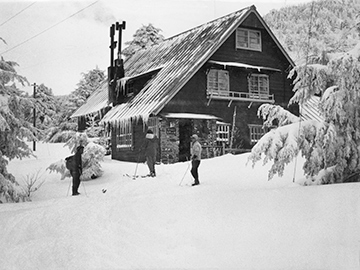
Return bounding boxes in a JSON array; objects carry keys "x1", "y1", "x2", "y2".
[
  {"x1": 264, "y1": 0, "x2": 360, "y2": 64},
  {"x1": 70, "y1": 67, "x2": 105, "y2": 107},
  {"x1": 0, "y1": 49, "x2": 36, "y2": 202},
  {"x1": 248, "y1": 43, "x2": 360, "y2": 185},
  {"x1": 45, "y1": 67, "x2": 105, "y2": 143},
  {"x1": 122, "y1": 23, "x2": 164, "y2": 60}
]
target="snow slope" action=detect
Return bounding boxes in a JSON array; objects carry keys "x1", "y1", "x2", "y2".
[{"x1": 1, "y1": 142, "x2": 359, "y2": 270}]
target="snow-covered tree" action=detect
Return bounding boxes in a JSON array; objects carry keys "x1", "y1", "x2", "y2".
[
  {"x1": 0, "y1": 54, "x2": 35, "y2": 202},
  {"x1": 122, "y1": 23, "x2": 164, "y2": 60},
  {"x1": 47, "y1": 133, "x2": 106, "y2": 181},
  {"x1": 69, "y1": 67, "x2": 105, "y2": 107},
  {"x1": 45, "y1": 68, "x2": 105, "y2": 143},
  {"x1": 248, "y1": 43, "x2": 360, "y2": 185}
]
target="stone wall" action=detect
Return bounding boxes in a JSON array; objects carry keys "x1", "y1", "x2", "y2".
[
  {"x1": 159, "y1": 118, "x2": 179, "y2": 164},
  {"x1": 159, "y1": 118, "x2": 221, "y2": 164}
]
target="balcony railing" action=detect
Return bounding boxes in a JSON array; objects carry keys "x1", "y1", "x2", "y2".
[{"x1": 207, "y1": 89, "x2": 275, "y2": 103}]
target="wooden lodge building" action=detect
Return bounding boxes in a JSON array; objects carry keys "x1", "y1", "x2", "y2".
[{"x1": 73, "y1": 5, "x2": 298, "y2": 163}]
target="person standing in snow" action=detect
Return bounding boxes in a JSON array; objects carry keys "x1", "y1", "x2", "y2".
[
  {"x1": 71, "y1": 145, "x2": 84, "y2": 196},
  {"x1": 143, "y1": 129, "x2": 158, "y2": 177},
  {"x1": 190, "y1": 134, "x2": 202, "y2": 186}
]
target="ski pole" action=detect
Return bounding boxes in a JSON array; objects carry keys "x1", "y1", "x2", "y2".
[
  {"x1": 81, "y1": 180, "x2": 88, "y2": 197},
  {"x1": 133, "y1": 150, "x2": 142, "y2": 180},
  {"x1": 66, "y1": 178, "x2": 72, "y2": 196},
  {"x1": 179, "y1": 159, "x2": 191, "y2": 186}
]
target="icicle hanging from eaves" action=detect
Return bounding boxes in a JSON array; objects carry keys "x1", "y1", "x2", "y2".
[{"x1": 115, "y1": 77, "x2": 130, "y2": 96}]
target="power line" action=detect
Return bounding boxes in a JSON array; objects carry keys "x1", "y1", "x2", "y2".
[
  {"x1": 0, "y1": 0, "x2": 99, "y2": 55},
  {"x1": 0, "y1": 2, "x2": 36, "y2": 28}
]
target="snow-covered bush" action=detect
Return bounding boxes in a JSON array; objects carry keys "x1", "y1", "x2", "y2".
[
  {"x1": 47, "y1": 133, "x2": 106, "y2": 181},
  {"x1": 248, "y1": 43, "x2": 360, "y2": 185},
  {"x1": 21, "y1": 170, "x2": 45, "y2": 200}
]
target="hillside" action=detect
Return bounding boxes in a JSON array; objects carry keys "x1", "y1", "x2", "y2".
[{"x1": 264, "y1": 0, "x2": 360, "y2": 64}]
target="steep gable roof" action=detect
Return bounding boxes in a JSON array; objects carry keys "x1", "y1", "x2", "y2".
[{"x1": 102, "y1": 5, "x2": 294, "y2": 125}]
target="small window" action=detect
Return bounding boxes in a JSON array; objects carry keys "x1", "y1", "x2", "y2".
[
  {"x1": 147, "y1": 117, "x2": 159, "y2": 137},
  {"x1": 126, "y1": 81, "x2": 134, "y2": 97},
  {"x1": 248, "y1": 74, "x2": 269, "y2": 98},
  {"x1": 207, "y1": 69, "x2": 229, "y2": 92},
  {"x1": 116, "y1": 122, "x2": 132, "y2": 149},
  {"x1": 249, "y1": 124, "x2": 271, "y2": 144},
  {"x1": 216, "y1": 122, "x2": 230, "y2": 143},
  {"x1": 236, "y1": 28, "x2": 261, "y2": 51}
]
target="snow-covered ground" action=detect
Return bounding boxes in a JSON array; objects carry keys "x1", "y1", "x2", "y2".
[{"x1": 1, "y1": 142, "x2": 359, "y2": 270}]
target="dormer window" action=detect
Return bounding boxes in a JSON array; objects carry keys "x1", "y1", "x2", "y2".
[
  {"x1": 126, "y1": 81, "x2": 134, "y2": 97},
  {"x1": 236, "y1": 28, "x2": 261, "y2": 51}
]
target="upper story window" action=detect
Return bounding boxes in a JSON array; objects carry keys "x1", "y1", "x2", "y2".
[
  {"x1": 207, "y1": 69, "x2": 229, "y2": 92},
  {"x1": 248, "y1": 74, "x2": 269, "y2": 98},
  {"x1": 236, "y1": 28, "x2": 261, "y2": 51}
]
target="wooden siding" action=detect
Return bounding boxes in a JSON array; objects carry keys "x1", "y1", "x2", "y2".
[{"x1": 111, "y1": 118, "x2": 161, "y2": 163}]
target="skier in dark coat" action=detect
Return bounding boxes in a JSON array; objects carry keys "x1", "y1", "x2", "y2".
[
  {"x1": 71, "y1": 145, "x2": 84, "y2": 196},
  {"x1": 143, "y1": 129, "x2": 158, "y2": 177}
]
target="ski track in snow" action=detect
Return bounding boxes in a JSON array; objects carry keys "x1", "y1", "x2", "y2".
[{"x1": 1, "y1": 142, "x2": 360, "y2": 269}]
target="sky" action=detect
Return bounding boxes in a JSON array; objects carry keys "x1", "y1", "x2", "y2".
[{"x1": 0, "y1": 0, "x2": 314, "y2": 96}]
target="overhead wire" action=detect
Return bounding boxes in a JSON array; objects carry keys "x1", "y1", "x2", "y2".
[
  {"x1": 0, "y1": 2, "x2": 36, "y2": 28},
  {"x1": 0, "y1": 0, "x2": 99, "y2": 55}
]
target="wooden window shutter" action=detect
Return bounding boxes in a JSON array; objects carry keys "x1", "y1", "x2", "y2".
[
  {"x1": 218, "y1": 70, "x2": 229, "y2": 91},
  {"x1": 207, "y1": 69, "x2": 218, "y2": 91}
]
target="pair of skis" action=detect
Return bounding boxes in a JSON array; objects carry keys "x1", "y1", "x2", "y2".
[{"x1": 124, "y1": 173, "x2": 154, "y2": 180}]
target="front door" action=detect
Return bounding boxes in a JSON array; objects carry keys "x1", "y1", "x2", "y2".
[{"x1": 178, "y1": 119, "x2": 192, "y2": 162}]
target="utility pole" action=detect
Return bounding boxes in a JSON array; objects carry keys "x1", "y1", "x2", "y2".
[{"x1": 32, "y1": 83, "x2": 37, "y2": 151}]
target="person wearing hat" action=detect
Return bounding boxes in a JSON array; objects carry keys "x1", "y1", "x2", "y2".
[
  {"x1": 71, "y1": 145, "x2": 84, "y2": 196},
  {"x1": 190, "y1": 134, "x2": 202, "y2": 186},
  {"x1": 143, "y1": 129, "x2": 158, "y2": 177}
]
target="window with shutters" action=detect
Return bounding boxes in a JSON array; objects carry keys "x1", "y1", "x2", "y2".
[
  {"x1": 236, "y1": 28, "x2": 261, "y2": 51},
  {"x1": 207, "y1": 69, "x2": 229, "y2": 92},
  {"x1": 248, "y1": 74, "x2": 269, "y2": 98}
]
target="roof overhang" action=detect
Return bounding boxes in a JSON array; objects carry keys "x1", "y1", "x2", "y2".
[
  {"x1": 161, "y1": 113, "x2": 221, "y2": 120},
  {"x1": 208, "y1": 60, "x2": 282, "y2": 72},
  {"x1": 71, "y1": 82, "x2": 110, "y2": 118}
]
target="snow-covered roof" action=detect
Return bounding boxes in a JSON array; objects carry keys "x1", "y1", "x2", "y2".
[
  {"x1": 101, "y1": 5, "x2": 294, "y2": 125},
  {"x1": 71, "y1": 81, "x2": 110, "y2": 118}
]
